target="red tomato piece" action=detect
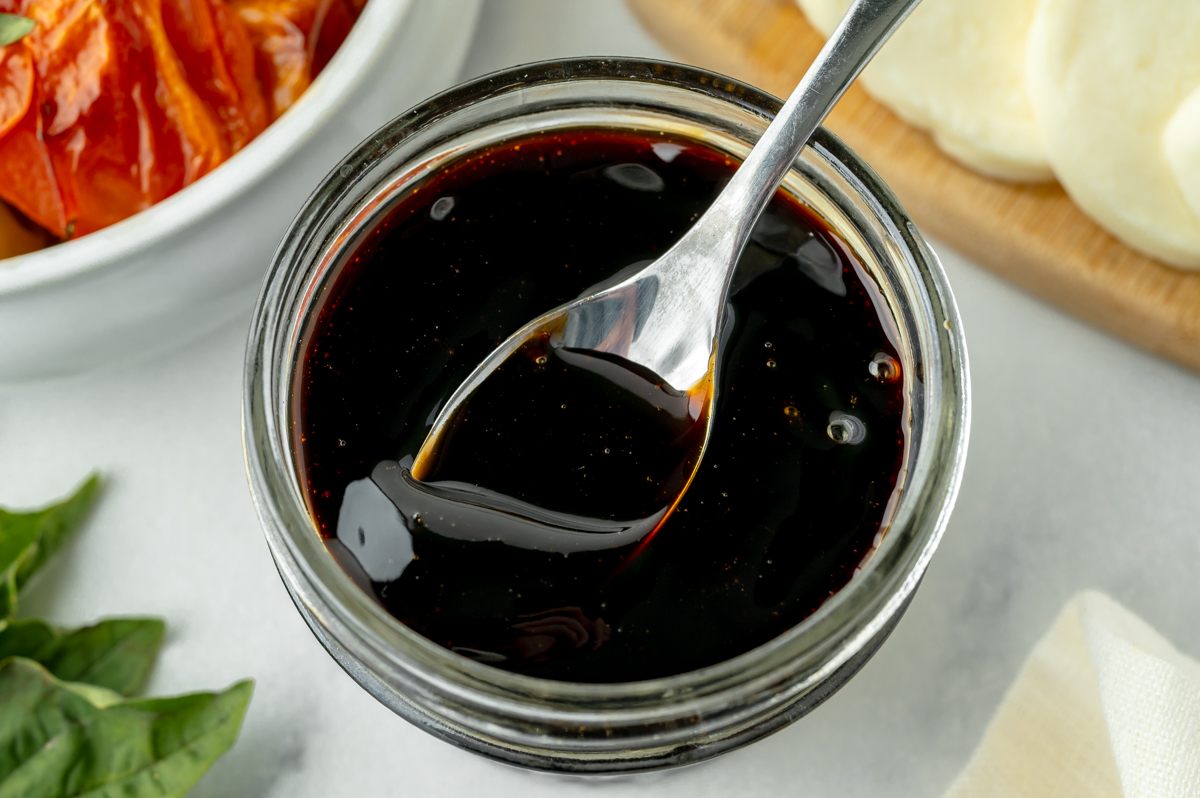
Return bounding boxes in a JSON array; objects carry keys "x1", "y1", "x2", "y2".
[
  {"x1": 233, "y1": 0, "x2": 359, "y2": 120},
  {"x1": 0, "y1": 0, "x2": 227, "y2": 236},
  {"x1": 163, "y1": 0, "x2": 267, "y2": 152},
  {"x1": 0, "y1": 43, "x2": 32, "y2": 139},
  {"x1": 0, "y1": 0, "x2": 362, "y2": 238}
]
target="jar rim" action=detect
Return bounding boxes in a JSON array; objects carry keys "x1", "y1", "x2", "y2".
[{"x1": 243, "y1": 56, "x2": 970, "y2": 757}]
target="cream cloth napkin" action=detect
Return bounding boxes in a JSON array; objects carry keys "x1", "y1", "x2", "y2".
[{"x1": 943, "y1": 591, "x2": 1200, "y2": 798}]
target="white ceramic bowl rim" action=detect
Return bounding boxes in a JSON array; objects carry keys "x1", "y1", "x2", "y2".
[{"x1": 0, "y1": 0, "x2": 414, "y2": 296}]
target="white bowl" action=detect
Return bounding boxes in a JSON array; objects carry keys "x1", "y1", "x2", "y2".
[{"x1": 0, "y1": 0, "x2": 482, "y2": 381}]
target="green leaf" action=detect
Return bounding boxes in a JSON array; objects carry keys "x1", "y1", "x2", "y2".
[
  {"x1": 0, "y1": 619, "x2": 58, "y2": 661},
  {"x1": 41, "y1": 619, "x2": 165, "y2": 698},
  {"x1": 0, "y1": 658, "x2": 253, "y2": 798},
  {"x1": 0, "y1": 13, "x2": 34, "y2": 47},
  {"x1": 0, "y1": 618, "x2": 165, "y2": 696},
  {"x1": 0, "y1": 474, "x2": 101, "y2": 619}
]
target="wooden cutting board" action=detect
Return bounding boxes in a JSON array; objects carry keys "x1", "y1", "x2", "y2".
[{"x1": 627, "y1": 0, "x2": 1200, "y2": 373}]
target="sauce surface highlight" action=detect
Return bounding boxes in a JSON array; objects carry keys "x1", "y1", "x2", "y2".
[{"x1": 296, "y1": 128, "x2": 906, "y2": 683}]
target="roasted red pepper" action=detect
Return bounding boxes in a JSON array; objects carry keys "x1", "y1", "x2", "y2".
[
  {"x1": 0, "y1": 0, "x2": 361, "y2": 239},
  {"x1": 232, "y1": 0, "x2": 361, "y2": 120},
  {"x1": 164, "y1": 0, "x2": 269, "y2": 151}
]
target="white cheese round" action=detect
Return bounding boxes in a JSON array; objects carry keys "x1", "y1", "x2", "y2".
[
  {"x1": 797, "y1": 0, "x2": 1051, "y2": 182},
  {"x1": 1027, "y1": 0, "x2": 1200, "y2": 268}
]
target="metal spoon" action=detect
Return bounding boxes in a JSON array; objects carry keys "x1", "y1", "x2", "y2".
[{"x1": 411, "y1": 0, "x2": 921, "y2": 486}]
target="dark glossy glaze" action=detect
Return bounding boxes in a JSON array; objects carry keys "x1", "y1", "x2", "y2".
[{"x1": 295, "y1": 129, "x2": 906, "y2": 682}]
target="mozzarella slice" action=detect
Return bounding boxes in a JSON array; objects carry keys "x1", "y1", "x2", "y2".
[
  {"x1": 796, "y1": 0, "x2": 842, "y2": 36},
  {"x1": 1027, "y1": 0, "x2": 1200, "y2": 269},
  {"x1": 1164, "y1": 85, "x2": 1200, "y2": 230},
  {"x1": 797, "y1": 0, "x2": 1051, "y2": 182}
]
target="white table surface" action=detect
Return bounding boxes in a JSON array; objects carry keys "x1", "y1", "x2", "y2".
[{"x1": 3, "y1": 2, "x2": 1199, "y2": 796}]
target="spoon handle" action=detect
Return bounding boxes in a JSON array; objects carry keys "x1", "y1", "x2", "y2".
[
  {"x1": 418, "y1": 0, "x2": 926, "y2": 415},
  {"x1": 715, "y1": 0, "x2": 923, "y2": 234},
  {"x1": 647, "y1": 0, "x2": 922, "y2": 359}
]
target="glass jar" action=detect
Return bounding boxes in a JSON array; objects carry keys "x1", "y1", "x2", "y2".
[{"x1": 243, "y1": 58, "x2": 970, "y2": 774}]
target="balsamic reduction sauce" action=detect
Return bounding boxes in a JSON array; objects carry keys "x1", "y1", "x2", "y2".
[{"x1": 296, "y1": 129, "x2": 906, "y2": 683}]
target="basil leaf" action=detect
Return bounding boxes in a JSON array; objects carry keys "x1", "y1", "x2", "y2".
[
  {"x1": 0, "y1": 617, "x2": 165, "y2": 696},
  {"x1": 41, "y1": 618, "x2": 165, "y2": 697},
  {"x1": 0, "y1": 658, "x2": 253, "y2": 797},
  {"x1": 0, "y1": 619, "x2": 57, "y2": 660},
  {"x1": 0, "y1": 474, "x2": 100, "y2": 619},
  {"x1": 0, "y1": 13, "x2": 34, "y2": 46}
]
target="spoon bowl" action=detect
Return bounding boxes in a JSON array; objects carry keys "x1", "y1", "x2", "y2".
[{"x1": 412, "y1": 0, "x2": 924, "y2": 527}]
